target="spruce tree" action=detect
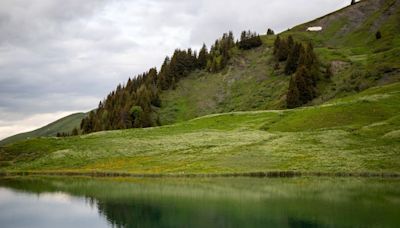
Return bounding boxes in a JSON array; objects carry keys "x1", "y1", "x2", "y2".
[
  {"x1": 267, "y1": 28, "x2": 275, "y2": 35},
  {"x1": 277, "y1": 38, "x2": 289, "y2": 61},
  {"x1": 273, "y1": 35, "x2": 281, "y2": 55},
  {"x1": 71, "y1": 127, "x2": 79, "y2": 136},
  {"x1": 376, "y1": 31, "x2": 382, "y2": 40},
  {"x1": 287, "y1": 36, "x2": 294, "y2": 52},
  {"x1": 285, "y1": 42, "x2": 302, "y2": 75},
  {"x1": 286, "y1": 76, "x2": 301, "y2": 108},
  {"x1": 295, "y1": 66, "x2": 315, "y2": 104},
  {"x1": 197, "y1": 44, "x2": 208, "y2": 69}
]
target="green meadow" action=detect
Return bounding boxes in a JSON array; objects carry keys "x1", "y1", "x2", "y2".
[
  {"x1": 1, "y1": 0, "x2": 400, "y2": 176},
  {"x1": 1, "y1": 82, "x2": 399, "y2": 175}
]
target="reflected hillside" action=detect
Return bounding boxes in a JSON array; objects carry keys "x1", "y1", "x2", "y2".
[{"x1": 1, "y1": 177, "x2": 400, "y2": 227}]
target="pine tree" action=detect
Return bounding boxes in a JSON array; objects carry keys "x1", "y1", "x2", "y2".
[
  {"x1": 376, "y1": 31, "x2": 382, "y2": 40},
  {"x1": 238, "y1": 31, "x2": 262, "y2": 50},
  {"x1": 267, "y1": 28, "x2": 275, "y2": 35},
  {"x1": 197, "y1": 44, "x2": 208, "y2": 69},
  {"x1": 129, "y1": 106, "x2": 143, "y2": 128},
  {"x1": 325, "y1": 63, "x2": 333, "y2": 79},
  {"x1": 273, "y1": 35, "x2": 281, "y2": 55},
  {"x1": 277, "y1": 38, "x2": 289, "y2": 61},
  {"x1": 286, "y1": 76, "x2": 301, "y2": 108},
  {"x1": 285, "y1": 39, "x2": 319, "y2": 108},
  {"x1": 295, "y1": 66, "x2": 315, "y2": 104},
  {"x1": 71, "y1": 127, "x2": 79, "y2": 136},
  {"x1": 287, "y1": 35, "x2": 294, "y2": 52},
  {"x1": 285, "y1": 42, "x2": 302, "y2": 75}
]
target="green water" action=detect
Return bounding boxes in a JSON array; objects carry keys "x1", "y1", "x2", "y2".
[{"x1": 0, "y1": 177, "x2": 399, "y2": 227}]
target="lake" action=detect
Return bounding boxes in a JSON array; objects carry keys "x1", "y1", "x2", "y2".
[{"x1": 0, "y1": 176, "x2": 399, "y2": 227}]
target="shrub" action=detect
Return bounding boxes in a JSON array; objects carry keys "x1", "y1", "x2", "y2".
[{"x1": 376, "y1": 31, "x2": 382, "y2": 40}]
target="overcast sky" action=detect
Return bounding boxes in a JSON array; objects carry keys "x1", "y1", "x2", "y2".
[{"x1": 0, "y1": 0, "x2": 349, "y2": 140}]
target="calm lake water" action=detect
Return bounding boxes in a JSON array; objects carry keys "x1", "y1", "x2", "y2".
[{"x1": 0, "y1": 177, "x2": 399, "y2": 228}]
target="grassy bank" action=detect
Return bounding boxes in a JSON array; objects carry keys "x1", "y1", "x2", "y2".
[{"x1": 1, "y1": 82, "x2": 399, "y2": 175}]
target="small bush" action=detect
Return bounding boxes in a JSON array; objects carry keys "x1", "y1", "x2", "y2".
[{"x1": 376, "y1": 31, "x2": 382, "y2": 40}]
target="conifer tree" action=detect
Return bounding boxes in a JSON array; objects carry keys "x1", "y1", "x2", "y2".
[
  {"x1": 376, "y1": 31, "x2": 382, "y2": 40},
  {"x1": 286, "y1": 76, "x2": 301, "y2": 108},
  {"x1": 273, "y1": 35, "x2": 281, "y2": 55},
  {"x1": 295, "y1": 66, "x2": 315, "y2": 104},
  {"x1": 71, "y1": 127, "x2": 79, "y2": 136},
  {"x1": 287, "y1": 35, "x2": 294, "y2": 52},
  {"x1": 285, "y1": 42, "x2": 302, "y2": 75},
  {"x1": 197, "y1": 44, "x2": 208, "y2": 69},
  {"x1": 277, "y1": 38, "x2": 289, "y2": 61}
]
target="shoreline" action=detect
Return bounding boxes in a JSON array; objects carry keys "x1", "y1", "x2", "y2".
[{"x1": 1, "y1": 170, "x2": 400, "y2": 179}]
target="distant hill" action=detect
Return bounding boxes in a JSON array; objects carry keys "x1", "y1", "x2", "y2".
[{"x1": 0, "y1": 113, "x2": 86, "y2": 146}]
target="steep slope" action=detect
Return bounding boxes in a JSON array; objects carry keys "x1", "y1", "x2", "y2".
[
  {"x1": 1, "y1": 82, "x2": 399, "y2": 174},
  {"x1": 0, "y1": 113, "x2": 86, "y2": 146},
  {"x1": 158, "y1": 37, "x2": 287, "y2": 124},
  {"x1": 159, "y1": 0, "x2": 400, "y2": 124}
]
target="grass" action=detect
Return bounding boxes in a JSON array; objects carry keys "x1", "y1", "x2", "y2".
[
  {"x1": 158, "y1": 45, "x2": 288, "y2": 125},
  {"x1": 1, "y1": 82, "x2": 399, "y2": 175},
  {"x1": 1, "y1": 0, "x2": 399, "y2": 175},
  {"x1": 158, "y1": 0, "x2": 400, "y2": 126}
]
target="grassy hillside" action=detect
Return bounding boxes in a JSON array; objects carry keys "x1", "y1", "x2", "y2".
[
  {"x1": 1, "y1": 82, "x2": 399, "y2": 174},
  {"x1": 159, "y1": 0, "x2": 400, "y2": 124},
  {"x1": 159, "y1": 37, "x2": 288, "y2": 125},
  {"x1": 1, "y1": 0, "x2": 399, "y2": 175},
  {"x1": 0, "y1": 113, "x2": 86, "y2": 146}
]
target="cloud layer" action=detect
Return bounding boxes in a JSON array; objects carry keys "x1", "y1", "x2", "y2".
[{"x1": 0, "y1": 0, "x2": 348, "y2": 139}]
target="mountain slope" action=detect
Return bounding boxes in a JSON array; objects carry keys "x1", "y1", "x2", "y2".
[
  {"x1": 0, "y1": 113, "x2": 86, "y2": 146},
  {"x1": 159, "y1": 0, "x2": 400, "y2": 124},
  {"x1": 1, "y1": 82, "x2": 399, "y2": 174},
  {"x1": 1, "y1": 0, "x2": 399, "y2": 174}
]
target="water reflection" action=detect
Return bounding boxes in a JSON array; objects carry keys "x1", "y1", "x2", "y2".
[{"x1": 0, "y1": 177, "x2": 399, "y2": 227}]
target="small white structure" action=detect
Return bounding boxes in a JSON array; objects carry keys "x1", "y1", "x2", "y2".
[{"x1": 307, "y1": 26, "x2": 323, "y2": 32}]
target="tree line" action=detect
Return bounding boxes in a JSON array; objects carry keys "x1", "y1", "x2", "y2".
[
  {"x1": 273, "y1": 35, "x2": 320, "y2": 108},
  {"x1": 69, "y1": 30, "x2": 264, "y2": 135}
]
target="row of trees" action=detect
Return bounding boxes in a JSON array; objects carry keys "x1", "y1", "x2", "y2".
[
  {"x1": 238, "y1": 31, "x2": 262, "y2": 50},
  {"x1": 273, "y1": 36, "x2": 320, "y2": 108},
  {"x1": 78, "y1": 31, "x2": 263, "y2": 135},
  {"x1": 81, "y1": 68, "x2": 161, "y2": 134}
]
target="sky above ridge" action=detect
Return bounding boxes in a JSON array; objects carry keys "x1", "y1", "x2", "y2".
[{"x1": 0, "y1": 0, "x2": 349, "y2": 140}]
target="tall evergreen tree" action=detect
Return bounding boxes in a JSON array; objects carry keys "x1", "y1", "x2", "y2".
[
  {"x1": 284, "y1": 42, "x2": 303, "y2": 75},
  {"x1": 287, "y1": 35, "x2": 294, "y2": 52},
  {"x1": 286, "y1": 76, "x2": 301, "y2": 108},
  {"x1": 197, "y1": 44, "x2": 208, "y2": 69},
  {"x1": 376, "y1": 31, "x2": 382, "y2": 40},
  {"x1": 273, "y1": 35, "x2": 281, "y2": 55}
]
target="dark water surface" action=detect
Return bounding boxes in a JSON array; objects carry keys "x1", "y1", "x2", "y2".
[{"x1": 0, "y1": 176, "x2": 399, "y2": 228}]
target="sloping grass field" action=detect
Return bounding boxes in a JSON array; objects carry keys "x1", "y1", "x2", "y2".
[
  {"x1": 0, "y1": 113, "x2": 86, "y2": 146},
  {"x1": 1, "y1": 0, "x2": 399, "y2": 176},
  {"x1": 1, "y1": 82, "x2": 399, "y2": 175}
]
